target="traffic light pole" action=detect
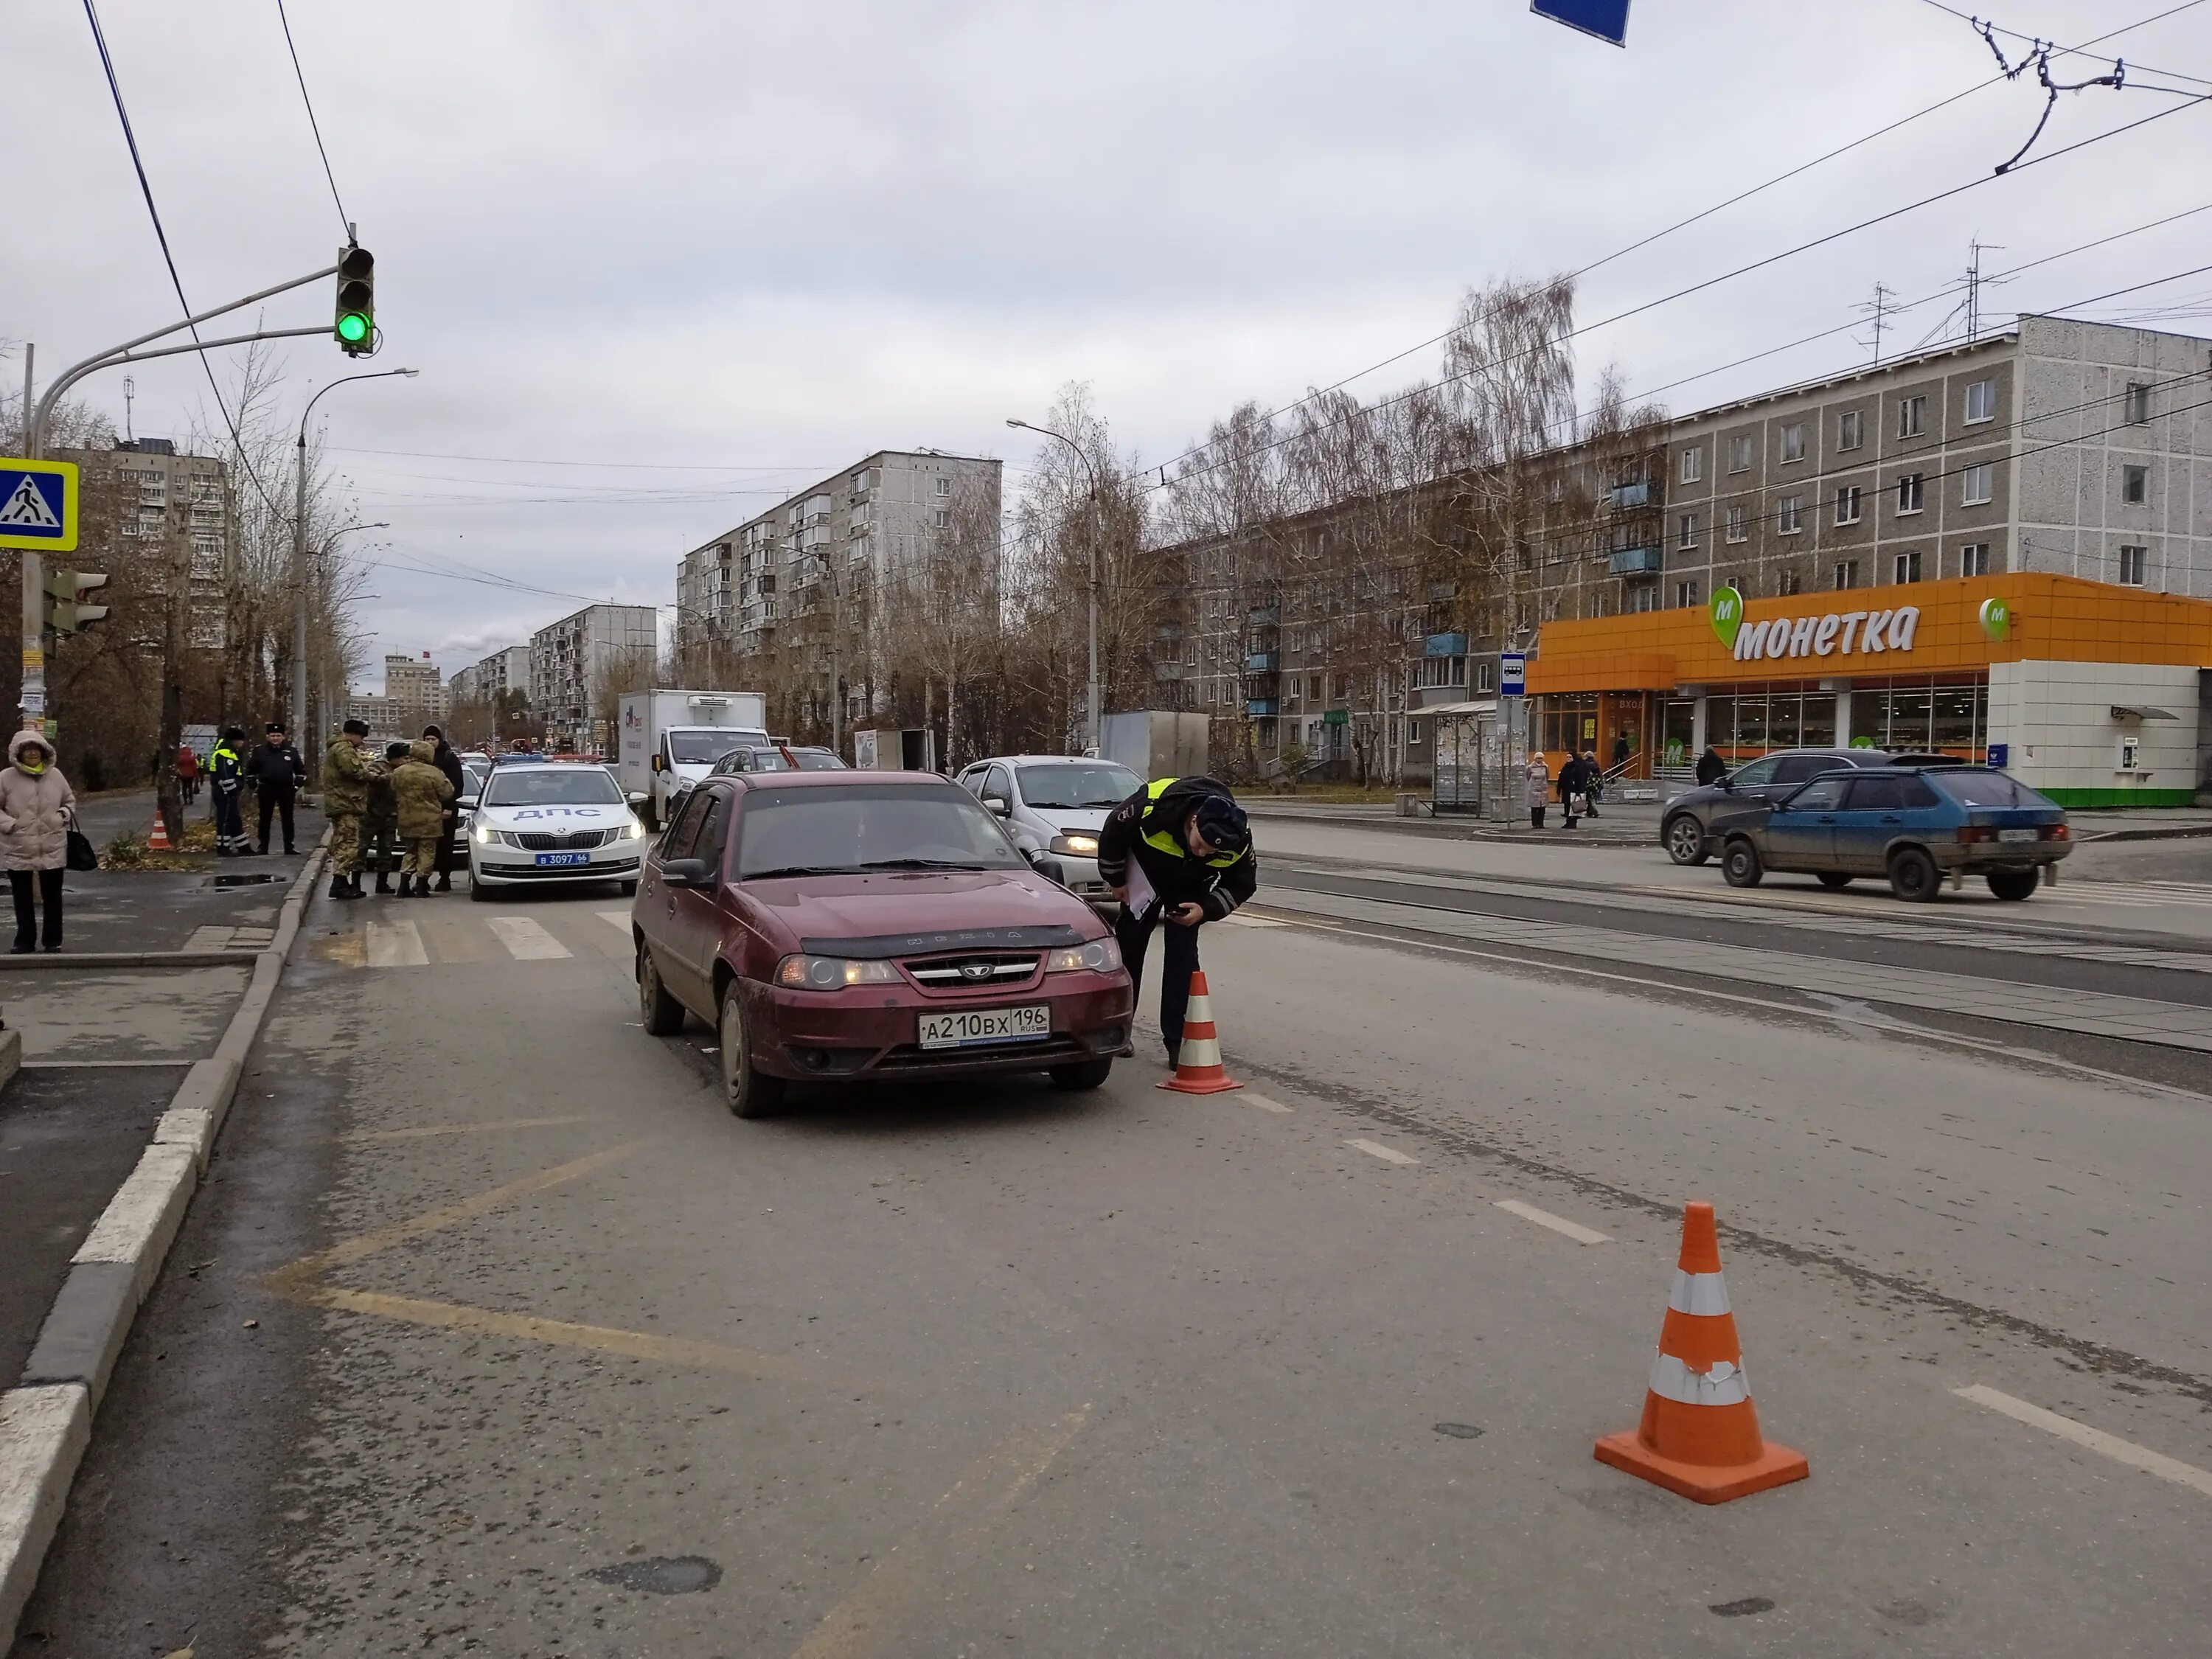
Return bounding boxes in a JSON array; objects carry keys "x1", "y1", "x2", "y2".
[{"x1": 18, "y1": 260, "x2": 338, "y2": 730}]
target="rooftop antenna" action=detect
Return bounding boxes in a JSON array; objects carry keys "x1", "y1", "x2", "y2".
[
  {"x1": 122, "y1": 375, "x2": 135, "y2": 443},
  {"x1": 1854, "y1": 282, "x2": 1897, "y2": 366},
  {"x1": 1964, "y1": 240, "x2": 2006, "y2": 341}
]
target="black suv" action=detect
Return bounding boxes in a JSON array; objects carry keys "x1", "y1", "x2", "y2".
[{"x1": 1661, "y1": 748, "x2": 1895, "y2": 865}]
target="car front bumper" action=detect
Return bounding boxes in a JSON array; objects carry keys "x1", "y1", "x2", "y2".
[
  {"x1": 745, "y1": 970, "x2": 1134, "y2": 1082},
  {"x1": 470, "y1": 846, "x2": 644, "y2": 885}
]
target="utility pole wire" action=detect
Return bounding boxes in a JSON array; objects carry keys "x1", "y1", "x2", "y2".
[
  {"x1": 78, "y1": 0, "x2": 288, "y2": 518},
  {"x1": 275, "y1": 0, "x2": 352, "y2": 235}
]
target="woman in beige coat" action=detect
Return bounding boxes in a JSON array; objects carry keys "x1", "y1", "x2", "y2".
[{"x1": 0, "y1": 730, "x2": 77, "y2": 953}]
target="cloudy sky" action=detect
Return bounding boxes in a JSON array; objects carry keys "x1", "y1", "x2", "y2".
[{"x1": 7, "y1": 1, "x2": 2209, "y2": 685}]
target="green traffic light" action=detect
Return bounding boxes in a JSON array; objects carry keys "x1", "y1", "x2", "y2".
[{"x1": 337, "y1": 312, "x2": 370, "y2": 344}]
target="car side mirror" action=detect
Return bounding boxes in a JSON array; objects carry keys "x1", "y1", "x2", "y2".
[
  {"x1": 626, "y1": 790, "x2": 649, "y2": 808},
  {"x1": 982, "y1": 795, "x2": 1011, "y2": 816},
  {"x1": 650, "y1": 755, "x2": 664, "y2": 773},
  {"x1": 660, "y1": 857, "x2": 714, "y2": 889},
  {"x1": 1024, "y1": 849, "x2": 1067, "y2": 886}
]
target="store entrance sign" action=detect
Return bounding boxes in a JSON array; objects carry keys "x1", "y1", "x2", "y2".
[{"x1": 1732, "y1": 604, "x2": 1919, "y2": 663}]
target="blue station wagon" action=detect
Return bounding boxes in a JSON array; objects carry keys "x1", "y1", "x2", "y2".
[{"x1": 1709, "y1": 765, "x2": 2071, "y2": 902}]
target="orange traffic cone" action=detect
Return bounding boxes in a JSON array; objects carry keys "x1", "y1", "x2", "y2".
[
  {"x1": 1156, "y1": 967, "x2": 1243, "y2": 1094},
  {"x1": 1594, "y1": 1200, "x2": 1808, "y2": 1504},
  {"x1": 147, "y1": 808, "x2": 173, "y2": 852}
]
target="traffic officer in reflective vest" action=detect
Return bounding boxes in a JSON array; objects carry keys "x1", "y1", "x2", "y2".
[
  {"x1": 209, "y1": 727, "x2": 252, "y2": 857},
  {"x1": 1095, "y1": 774, "x2": 1256, "y2": 1068}
]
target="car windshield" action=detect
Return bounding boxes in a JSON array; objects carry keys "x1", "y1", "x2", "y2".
[
  {"x1": 1935, "y1": 771, "x2": 2054, "y2": 810},
  {"x1": 734, "y1": 784, "x2": 1025, "y2": 878},
  {"x1": 1015, "y1": 763, "x2": 1141, "y2": 808},
  {"x1": 669, "y1": 729, "x2": 764, "y2": 764},
  {"x1": 483, "y1": 767, "x2": 625, "y2": 807}
]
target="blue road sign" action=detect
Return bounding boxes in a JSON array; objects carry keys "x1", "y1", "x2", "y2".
[
  {"x1": 1532, "y1": 1, "x2": 1630, "y2": 46},
  {"x1": 0, "y1": 459, "x2": 78, "y2": 552},
  {"x1": 1500, "y1": 652, "x2": 1527, "y2": 697}
]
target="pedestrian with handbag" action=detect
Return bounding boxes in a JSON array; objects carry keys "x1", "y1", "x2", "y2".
[
  {"x1": 1525, "y1": 751, "x2": 1551, "y2": 829},
  {"x1": 0, "y1": 731, "x2": 77, "y2": 953}
]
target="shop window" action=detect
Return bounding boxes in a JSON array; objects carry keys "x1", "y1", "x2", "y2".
[
  {"x1": 1964, "y1": 379, "x2": 1996, "y2": 424},
  {"x1": 1962, "y1": 464, "x2": 1992, "y2": 507},
  {"x1": 1780, "y1": 422, "x2": 1805, "y2": 463},
  {"x1": 1679, "y1": 447, "x2": 1704, "y2": 484},
  {"x1": 1778, "y1": 495, "x2": 1802, "y2": 534},
  {"x1": 1540, "y1": 694, "x2": 1599, "y2": 754},
  {"x1": 1931, "y1": 686, "x2": 1980, "y2": 752},
  {"x1": 1960, "y1": 542, "x2": 1990, "y2": 577},
  {"x1": 1838, "y1": 409, "x2": 1864, "y2": 451},
  {"x1": 2118, "y1": 544, "x2": 2148, "y2": 585},
  {"x1": 1834, "y1": 559, "x2": 1860, "y2": 589},
  {"x1": 1726, "y1": 436, "x2": 1753, "y2": 473},
  {"x1": 2123, "y1": 465, "x2": 2147, "y2": 504}
]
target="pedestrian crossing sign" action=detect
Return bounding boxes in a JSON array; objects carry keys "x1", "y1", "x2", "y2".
[{"x1": 0, "y1": 458, "x2": 77, "y2": 552}]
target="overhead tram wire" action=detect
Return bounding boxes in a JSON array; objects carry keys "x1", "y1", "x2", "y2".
[
  {"x1": 1917, "y1": 0, "x2": 2212, "y2": 90},
  {"x1": 1130, "y1": 0, "x2": 2212, "y2": 493},
  {"x1": 1152, "y1": 91, "x2": 2211, "y2": 499},
  {"x1": 326, "y1": 447, "x2": 840, "y2": 471},
  {"x1": 80, "y1": 0, "x2": 288, "y2": 518},
  {"x1": 274, "y1": 0, "x2": 350, "y2": 234}
]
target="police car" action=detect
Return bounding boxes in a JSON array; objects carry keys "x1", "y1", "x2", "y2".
[{"x1": 467, "y1": 758, "x2": 649, "y2": 900}]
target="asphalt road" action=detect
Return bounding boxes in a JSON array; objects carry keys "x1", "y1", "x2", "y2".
[{"x1": 14, "y1": 831, "x2": 2211, "y2": 1657}]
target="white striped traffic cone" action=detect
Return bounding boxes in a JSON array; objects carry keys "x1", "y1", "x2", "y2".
[
  {"x1": 1157, "y1": 967, "x2": 1243, "y2": 1095},
  {"x1": 1594, "y1": 1200, "x2": 1808, "y2": 1503},
  {"x1": 147, "y1": 808, "x2": 173, "y2": 852}
]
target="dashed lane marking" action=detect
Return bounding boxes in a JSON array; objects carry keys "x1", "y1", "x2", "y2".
[
  {"x1": 364, "y1": 919, "x2": 428, "y2": 968},
  {"x1": 1495, "y1": 1198, "x2": 1611, "y2": 1245},
  {"x1": 339, "y1": 1114, "x2": 592, "y2": 1142},
  {"x1": 1955, "y1": 1385, "x2": 2212, "y2": 1498},
  {"x1": 486, "y1": 915, "x2": 571, "y2": 960},
  {"x1": 1223, "y1": 913, "x2": 1287, "y2": 928},
  {"x1": 1346, "y1": 1138, "x2": 1419, "y2": 1166},
  {"x1": 1238, "y1": 1092, "x2": 1293, "y2": 1113}
]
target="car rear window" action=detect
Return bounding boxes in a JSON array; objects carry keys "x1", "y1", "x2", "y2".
[
  {"x1": 1934, "y1": 771, "x2": 2054, "y2": 810},
  {"x1": 1844, "y1": 775, "x2": 1941, "y2": 810},
  {"x1": 734, "y1": 785, "x2": 1026, "y2": 879}
]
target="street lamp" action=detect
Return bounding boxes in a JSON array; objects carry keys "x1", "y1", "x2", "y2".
[
  {"x1": 1007, "y1": 417, "x2": 1102, "y2": 751},
  {"x1": 295, "y1": 369, "x2": 416, "y2": 740}
]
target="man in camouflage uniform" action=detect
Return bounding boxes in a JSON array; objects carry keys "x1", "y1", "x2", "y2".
[
  {"x1": 362, "y1": 742, "x2": 408, "y2": 895},
  {"x1": 321, "y1": 719, "x2": 373, "y2": 900},
  {"x1": 389, "y1": 739, "x2": 455, "y2": 897}
]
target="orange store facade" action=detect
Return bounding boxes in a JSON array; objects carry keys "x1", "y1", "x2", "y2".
[{"x1": 1524, "y1": 574, "x2": 2212, "y2": 807}]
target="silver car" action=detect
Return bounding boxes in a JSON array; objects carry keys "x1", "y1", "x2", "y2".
[{"x1": 955, "y1": 755, "x2": 1143, "y2": 906}]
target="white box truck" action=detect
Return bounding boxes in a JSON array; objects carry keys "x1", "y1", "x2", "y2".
[
  {"x1": 1099, "y1": 712, "x2": 1208, "y2": 780},
  {"x1": 619, "y1": 690, "x2": 769, "y2": 827}
]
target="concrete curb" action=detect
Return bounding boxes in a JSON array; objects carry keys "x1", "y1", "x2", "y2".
[
  {"x1": 0, "y1": 832, "x2": 328, "y2": 1646},
  {"x1": 0, "y1": 950, "x2": 262, "y2": 972}
]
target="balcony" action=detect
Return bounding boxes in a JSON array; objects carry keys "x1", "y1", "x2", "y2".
[
  {"x1": 1245, "y1": 651, "x2": 1278, "y2": 672},
  {"x1": 1245, "y1": 699, "x2": 1280, "y2": 717},
  {"x1": 1607, "y1": 545, "x2": 1665, "y2": 576},
  {"x1": 1425, "y1": 633, "x2": 1467, "y2": 657},
  {"x1": 1609, "y1": 481, "x2": 1652, "y2": 509},
  {"x1": 1155, "y1": 661, "x2": 1187, "y2": 681},
  {"x1": 1245, "y1": 605, "x2": 1280, "y2": 627}
]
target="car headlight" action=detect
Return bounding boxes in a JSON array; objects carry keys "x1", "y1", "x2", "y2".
[
  {"x1": 774, "y1": 954, "x2": 902, "y2": 990},
  {"x1": 473, "y1": 822, "x2": 495, "y2": 844},
  {"x1": 1050, "y1": 832, "x2": 1100, "y2": 857},
  {"x1": 1046, "y1": 937, "x2": 1122, "y2": 975},
  {"x1": 625, "y1": 818, "x2": 647, "y2": 840}
]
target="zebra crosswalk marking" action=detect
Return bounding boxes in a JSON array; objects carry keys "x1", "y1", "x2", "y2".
[
  {"x1": 364, "y1": 921, "x2": 429, "y2": 968},
  {"x1": 417, "y1": 916, "x2": 496, "y2": 963},
  {"x1": 486, "y1": 916, "x2": 571, "y2": 960},
  {"x1": 598, "y1": 910, "x2": 630, "y2": 933}
]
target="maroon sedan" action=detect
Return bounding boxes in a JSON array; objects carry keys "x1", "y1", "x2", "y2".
[{"x1": 632, "y1": 771, "x2": 1135, "y2": 1116}]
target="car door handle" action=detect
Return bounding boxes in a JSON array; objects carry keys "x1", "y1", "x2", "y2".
[{"x1": 1880, "y1": 815, "x2": 1902, "y2": 824}]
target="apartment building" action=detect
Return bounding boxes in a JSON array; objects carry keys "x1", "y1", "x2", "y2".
[
  {"x1": 451, "y1": 644, "x2": 532, "y2": 709},
  {"x1": 674, "y1": 450, "x2": 1002, "y2": 723},
  {"x1": 529, "y1": 603, "x2": 656, "y2": 749},
  {"x1": 56, "y1": 437, "x2": 234, "y2": 649},
  {"x1": 383, "y1": 653, "x2": 449, "y2": 734},
  {"x1": 1145, "y1": 316, "x2": 2212, "y2": 801}
]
